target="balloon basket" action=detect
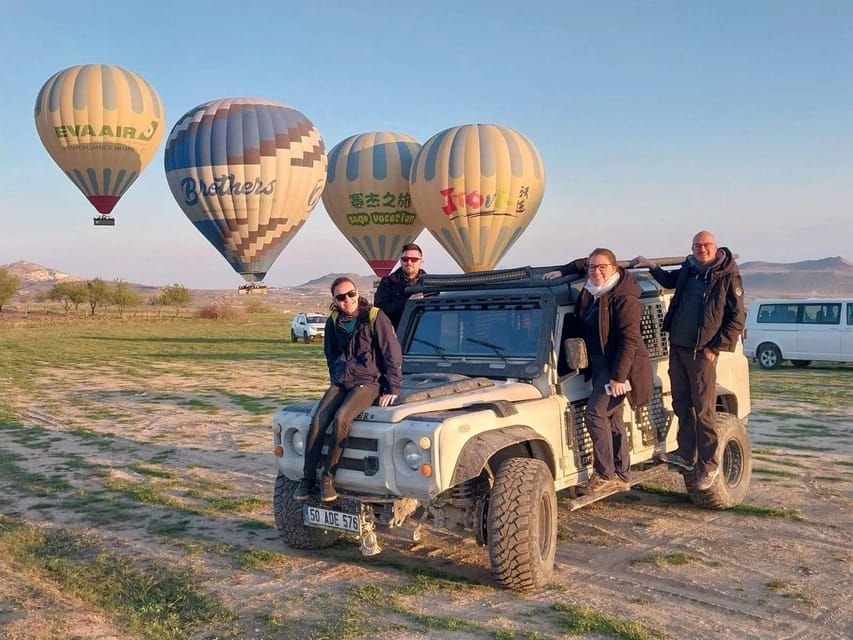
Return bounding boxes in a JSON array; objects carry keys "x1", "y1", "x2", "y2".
[
  {"x1": 238, "y1": 283, "x2": 268, "y2": 295},
  {"x1": 93, "y1": 216, "x2": 115, "y2": 227}
]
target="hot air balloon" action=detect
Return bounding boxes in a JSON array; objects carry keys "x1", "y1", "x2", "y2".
[
  {"x1": 323, "y1": 132, "x2": 423, "y2": 278},
  {"x1": 163, "y1": 98, "x2": 326, "y2": 283},
  {"x1": 34, "y1": 64, "x2": 165, "y2": 226},
  {"x1": 409, "y1": 124, "x2": 545, "y2": 272}
]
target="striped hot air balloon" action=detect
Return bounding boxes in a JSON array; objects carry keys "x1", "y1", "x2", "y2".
[
  {"x1": 409, "y1": 124, "x2": 545, "y2": 272},
  {"x1": 322, "y1": 132, "x2": 423, "y2": 277},
  {"x1": 34, "y1": 63, "x2": 165, "y2": 226},
  {"x1": 163, "y1": 98, "x2": 326, "y2": 283}
]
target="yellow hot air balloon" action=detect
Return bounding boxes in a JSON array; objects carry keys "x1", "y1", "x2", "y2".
[
  {"x1": 34, "y1": 64, "x2": 165, "y2": 226},
  {"x1": 323, "y1": 132, "x2": 423, "y2": 277},
  {"x1": 409, "y1": 124, "x2": 545, "y2": 272},
  {"x1": 163, "y1": 97, "x2": 327, "y2": 283}
]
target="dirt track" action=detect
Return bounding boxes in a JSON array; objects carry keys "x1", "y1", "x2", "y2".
[{"x1": 1, "y1": 358, "x2": 851, "y2": 639}]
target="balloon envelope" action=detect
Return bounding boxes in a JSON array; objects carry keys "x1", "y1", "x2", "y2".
[
  {"x1": 409, "y1": 124, "x2": 545, "y2": 272},
  {"x1": 34, "y1": 64, "x2": 165, "y2": 222},
  {"x1": 163, "y1": 98, "x2": 327, "y2": 282},
  {"x1": 323, "y1": 132, "x2": 423, "y2": 277}
]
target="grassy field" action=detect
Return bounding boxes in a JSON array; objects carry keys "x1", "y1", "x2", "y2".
[{"x1": 0, "y1": 314, "x2": 850, "y2": 640}]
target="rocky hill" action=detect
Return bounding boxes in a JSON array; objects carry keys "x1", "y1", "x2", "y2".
[{"x1": 739, "y1": 256, "x2": 853, "y2": 301}]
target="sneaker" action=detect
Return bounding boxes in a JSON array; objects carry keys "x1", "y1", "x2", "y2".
[
  {"x1": 320, "y1": 475, "x2": 338, "y2": 502},
  {"x1": 662, "y1": 452, "x2": 695, "y2": 472},
  {"x1": 577, "y1": 473, "x2": 623, "y2": 496},
  {"x1": 695, "y1": 466, "x2": 720, "y2": 491},
  {"x1": 293, "y1": 478, "x2": 314, "y2": 501},
  {"x1": 616, "y1": 471, "x2": 632, "y2": 487}
]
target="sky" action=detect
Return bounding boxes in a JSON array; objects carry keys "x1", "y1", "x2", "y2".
[{"x1": 1, "y1": 0, "x2": 852, "y2": 289}]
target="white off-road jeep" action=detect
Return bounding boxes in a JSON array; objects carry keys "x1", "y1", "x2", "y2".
[{"x1": 271, "y1": 261, "x2": 752, "y2": 590}]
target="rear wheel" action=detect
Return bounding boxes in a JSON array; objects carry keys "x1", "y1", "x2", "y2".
[
  {"x1": 685, "y1": 413, "x2": 752, "y2": 509},
  {"x1": 487, "y1": 458, "x2": 556, "y2": 591},
  {"x1": 757, "y1": 343, "x2": 782, "y2": 369},
  {"x1": 791, "y1": 360, "x2": 811, "y2": 368},
  {"x1": 273, "y1": 472, "x2": 340, "y2": 549}
]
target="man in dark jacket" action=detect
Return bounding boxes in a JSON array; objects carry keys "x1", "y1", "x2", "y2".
[
  {"x1": 634, "y1": 230, "x2": 745, "y2": 490},
  {"x1": 373, "y1": 243, "x2": 426, "y2": 330},
  {"x1": 294, "y1": 276, "x2": 402, "y2": 502},
  {"x1": 545, "y1": 249, "x2": 654, "y2": 494}
]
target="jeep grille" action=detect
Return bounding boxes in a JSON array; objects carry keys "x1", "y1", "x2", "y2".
[
  {"x1": 641, "y1": 302, "x2": 669, "y2": 359},
  {"x1": 324, "y1": 435, "x2": 380, "y2": 474},
  {"x1": 568, "y1": 387, "x2": 670, "y2": 469}
]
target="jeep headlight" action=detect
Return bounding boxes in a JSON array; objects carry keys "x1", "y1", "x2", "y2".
[
  {"x1": 402, "y1": 440, "x2": 423, "y2": 470},
  {"x1": 291, "y1": 430, "x2": 305, "y2": 456}
]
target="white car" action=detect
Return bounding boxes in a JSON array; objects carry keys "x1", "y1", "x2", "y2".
[{"x1": 291, "y1": 312, "x2": 327, "y2": 343}]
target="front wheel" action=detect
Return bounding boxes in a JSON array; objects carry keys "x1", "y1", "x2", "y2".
[
  {"x1": 685, "y1": 413, "x2": 752, "y2": 510},
  {"x1": 303, "y1": 331, "x2": 312, "y2": 343},
  {"x1": 757, "y1": 343, "x2": 782, "y2": 369},
  {"x1": 487, "y1": 458, "x2": 557, "y2": 591},
  {"x1": 290, "y1": 329, "x2": 298, "y2": 343},
  {"x1": 273, "y1": 472, "x2": 340, "y2": 549}
]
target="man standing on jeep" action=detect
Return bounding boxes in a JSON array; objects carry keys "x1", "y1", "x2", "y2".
[
  {"x1": 374, "y1": 243, "x2": 426, "y2": 330},
  {"x1": 633, "y1": 231, "x2": 745, "y2": 490}
]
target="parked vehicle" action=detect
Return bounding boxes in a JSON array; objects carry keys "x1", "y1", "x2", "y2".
[
  {"x1": 291, "y1": 312, "x2": 327, "y2": 343},
  {"x1": 272, "y1": 262, "x2": 752, "y2": 590},
  {"x1": 742, "y1": 298, "x2": 853, "y2": 369}
]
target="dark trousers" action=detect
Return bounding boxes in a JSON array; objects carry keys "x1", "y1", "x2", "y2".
[
  {"x1": 669, "y1": 345, "x2": 719, "y2": 472},
  {"x1": 303, "y1": 383, "x2": 379, "y2": 481},
  {"x1": 585, "y1": 355, "x2": 630, "y2": 479}
]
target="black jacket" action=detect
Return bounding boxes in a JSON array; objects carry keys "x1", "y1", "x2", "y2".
[
  {"x1": 373, "y1": 267, "x2": 426, "y2": 329},
  {"x1": 558, "y1": 259, "x2": 653, "y2": 408},
  {"x1": 649, "y1": 247, "x2": 745, "y2": 354},
  {"x1": 323, "y1": 299, "x2": 402, "y2": 395}
]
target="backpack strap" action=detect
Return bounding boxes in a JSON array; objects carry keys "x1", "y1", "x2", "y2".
[{"x1": 330, "y1": 307, "x2": 379, "y2": 334}]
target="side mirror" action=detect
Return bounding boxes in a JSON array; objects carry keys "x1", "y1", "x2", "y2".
[{"x1": 563, "y1": 337, "x2": 589, "y2": 371}]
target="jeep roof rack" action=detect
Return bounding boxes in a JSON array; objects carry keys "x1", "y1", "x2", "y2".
[{"x1": 411, "y1": 257, "x2": 686, "y2": 294}]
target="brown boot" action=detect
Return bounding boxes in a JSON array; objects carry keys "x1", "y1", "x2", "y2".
[{"x1": 320, "y1": 475, "x2": 338, "y2": 502}]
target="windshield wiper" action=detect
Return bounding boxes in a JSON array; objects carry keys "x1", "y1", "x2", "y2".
[
  {"x1": 464, "y1": 337, "x2": 508, "y2": 363},
  {"x1": 411, "y1": 337, "x2": 449, "y2": 361}
]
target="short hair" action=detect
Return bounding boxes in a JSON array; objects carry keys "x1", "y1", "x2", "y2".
[
  {"x1": 588, "y1": 247, "x2": 616, "y2": 264},
  {"x1": 330, "y1": 276, "x2": 355, "y2": 295},
  {"x1": 401, "y1": 243, "x2": 422, "y2": 257}
]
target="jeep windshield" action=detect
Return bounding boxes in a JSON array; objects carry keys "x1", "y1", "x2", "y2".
[{"x1": 402, "y1": 299, "x2": 547, "y2": 379}]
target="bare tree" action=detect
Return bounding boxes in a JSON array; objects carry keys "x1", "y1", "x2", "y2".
[{"x1": 86, "y1": 278, "x2": 111, "y2": 316}]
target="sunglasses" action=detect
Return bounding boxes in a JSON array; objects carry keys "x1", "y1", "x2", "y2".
[
  {"x1": 334, "y1": 289, "x2": 357, "y2": 302},
  {"x1": 400, "y1": 256, "x2": 421, "y2": 263}
]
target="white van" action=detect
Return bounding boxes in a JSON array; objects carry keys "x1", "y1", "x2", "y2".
[{"x1": 742, "y1": 298, "x2": 853, "y2": 369}]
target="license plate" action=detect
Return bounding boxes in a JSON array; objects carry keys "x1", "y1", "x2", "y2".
[{"x1": 303, "y1": 505, "x2": 361, "y2": 534}]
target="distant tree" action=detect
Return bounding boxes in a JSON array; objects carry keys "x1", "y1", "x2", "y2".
[
  {"x1": 46, "y1": 281, "x2": 88, "y2": 313},
  {"x1": 0, "y1": 268, "x2": 20, "y2": 312},
  {"x1": 86, "y1": 278, "x2": 111, "y2": 316},
  {"x1": 110, "y1": 280, "x2": 143, "y2": 317},
  {"x1": 159, "y1": 283, "x2": 193, "y2": 317}
]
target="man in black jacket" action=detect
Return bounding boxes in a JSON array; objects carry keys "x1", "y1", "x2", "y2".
[
  {"x1": 294, "y1": 276, "x2": 402, "y2": 502},
  {"x1": 374, "y1": 243, "x2": 426, "y2": 330},
  {"x1": 634, "y1": 231, "x2": 745, "y2": 490}
]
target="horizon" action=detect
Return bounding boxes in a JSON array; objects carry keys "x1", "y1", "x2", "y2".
[
  {"x1": 5, "y1": 254, "x2": 851, "y2": 292},
  {"x1": 2, "y1": 2, "x2": 852, "y2": 288}
]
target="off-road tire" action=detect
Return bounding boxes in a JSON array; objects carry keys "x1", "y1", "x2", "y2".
[
  {"x1": 487, "y1": 458, "x2": 556, "y2": 591},
  {"x1": 757, "y1": 343, "x2": 782, "y2": 369},
  {"x1": 685, "y1": 413, "x2": 752, "y2": 509},
  {"x1": 290, "y1": 329, "x2": 298, "y2": 343},
  {"x1": 273, "y1": 472, "x2": 340, "y2": 549},
  {"x1": 791, "y1": 360, "x2": 812, "y2": 368}
]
